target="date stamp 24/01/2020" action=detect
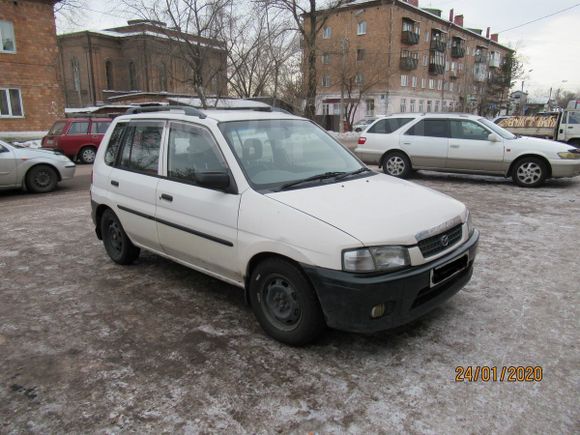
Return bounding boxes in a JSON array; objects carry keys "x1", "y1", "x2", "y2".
[{"x1": 455, "y1": 366, "x2": 543, "y2": 383}]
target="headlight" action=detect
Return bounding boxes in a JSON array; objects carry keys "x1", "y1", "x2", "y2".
[
  {"x1": 557, "y1": 151, "x2": 580, "y2": 159},
  {"x1": 466, "y1": 210, "x2": 475, "y2": 237},
  {"x1": 343, "y1": 246, "x2": 410, "y2": 273}
]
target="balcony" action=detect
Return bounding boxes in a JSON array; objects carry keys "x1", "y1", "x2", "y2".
[
  {"x1": 449, "y1": 70, "x2": 458, "y2": 79},
  {"x1": 401, "y1": 56, "x2": 419, "y2": 71},
  {"x1": 489, "y1": 56, "x2": 501, "y2": 68},
  {"x1": 451, "y1": 45, "x2": 465, "y2": 58},
  {"x1": 429, "y1": 62, "x2": 445, "y2": 75},
  {"x1": 474, "y1": 52, "x2": 487, "y2": 63},
  {"x1": 401, "y1": 30, "x2": 420, "y2": 45},
  {"x1": 430, "y1": 38, "x2": 446, "y2": 52}
]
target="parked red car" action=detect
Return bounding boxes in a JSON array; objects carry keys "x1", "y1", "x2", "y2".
[{"x1": 42, "y1": 118, "x2": 112, "y2": 164}]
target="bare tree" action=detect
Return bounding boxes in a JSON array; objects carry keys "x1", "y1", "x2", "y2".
[{"x1": 260, "y1": 0, "x2": 350, "y2": 119}]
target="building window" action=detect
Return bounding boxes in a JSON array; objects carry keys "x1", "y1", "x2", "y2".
[
  {"x1": 357, "y1": 21, "x2": 367, "y2": 36},
  {"x1": 323, "y1": 26, "x2": 332, "y2": 39},
  {"x1": 451, "y1": 62, "x2": 456, "y2": 72},
  {"x1": 411, "y1": 76, "x2": 417, "y2": 88},
  {"x1": 322, "y1": 52, "x2": 331, "y2": 64},
  {"x1": 449, "y1": 82, "x2": 454, "y2": 92},
  {"x1": 425, "y1": 31, "x2": 430, "y2": 42},
  {"x1": 366, "y1": 99, "x2": 375, "y2": 116},
  {"x1": 105, "y1": 60, "x2": 114, "y2": 90},
  {"x1": 400, "y1": 98, "x2": 406, "y2": 113},
  {"x1": 400, "y1": 75, "x2": 408, "y2": 87},
  {"x1": 435, "y1": 100, "x2": 440, "y2": 112},
  {"x1": 423, "y1": 55, "x2": 428, "y2": 66},
  {"x1": 418, "y1": 99, "x2": 424, "y2": 112},
  {"x1": 71, "y1": 57, "x2": 81, "y2": 92},
  {"x1": 0, "y1": 88, "x2": 23, "y2": 117},
  {"x1": 437, "y1": 79, "x2": 442, "y2": 90},
  {"x1": 322, "y1": 75, "x2": 331, "y2": 87},
  {"x1": 356, "y1": 73, "x2": 364, "y2": 86},
  {"x1": 427, "y1": 100, "x2": 432, "y2": 112},
  {"x1": 357, "y1": 49, "x2": 365, "y2": 61},
  {"x1": 442, "y1": 101, "x2": 448, "y2": 111},
  {"x1": 428, "y1": 79, "x2": 435, "y2": 89},
  {"x1": 129, "y1": 61, "x2": 138, "y2": 90},
  {"x1": 0, "y1": 21, "x2": 16, "y2": 53},
  {"x1": 410, "y1": 99, "x2": 416, "y2": 112},
  {"x1": 421, "y1": 78, "x2": 426, "y2": 89},
  {"x1": 322, "y1": 103, "x2": 330, "y2": 115},
  {"x1": 159, "y1": 62, "x2": 168, "y2": 91}
]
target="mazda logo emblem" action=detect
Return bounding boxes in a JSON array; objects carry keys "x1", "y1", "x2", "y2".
[{"x1": 440, "y1": 234, "x2": 450, "y2": 247}]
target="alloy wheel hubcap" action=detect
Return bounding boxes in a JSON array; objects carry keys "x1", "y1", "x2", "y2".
[
  {"x1": 83, "y1": 149, "x2": 96, "y2": 162},
  {"x1": 386, "y1": 156, "x2": 405, "y2": 176},
  {"x1": 517, "y1": 162, "x2": 542, "y2": 184}
]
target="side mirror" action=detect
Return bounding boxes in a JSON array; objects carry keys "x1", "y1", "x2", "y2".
[
  {"x1": 488, "y1": 133, "x2": 500, "y2": 142},
  {"x1": 196, "y1": 171, "x2": 232, "y2": 192}
]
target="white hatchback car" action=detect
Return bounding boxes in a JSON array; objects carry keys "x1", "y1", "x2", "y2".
[
  {"x1": 90, "y1": 106, "x2": 479, "y2": 345},
  {"x1": 355, "y1": 113, "x2": 580, "y2": 187}
]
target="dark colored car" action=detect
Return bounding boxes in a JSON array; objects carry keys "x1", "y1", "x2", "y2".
[{"x1": 42, "y1": 118, "x2": 112, "y2": 164}]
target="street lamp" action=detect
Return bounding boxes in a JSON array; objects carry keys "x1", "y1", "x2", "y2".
[{"x1": 521, "y1": 69, "x2": 533, "y2": 93}]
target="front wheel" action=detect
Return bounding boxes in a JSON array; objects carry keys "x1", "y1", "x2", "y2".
[
  {"x1": 25, "y1": 165, "x2": 58, "y2": 193},
  {"x1": 249, "y1": 258, "x2": 325, "y2": 345},
  {"x1": 512, "y1": 157, "x2": 547, "y2": 187},
  {"x1": 100, "y1": 209, "x2": 140, "y2": 265},
  {"x1": 382, "y1": 152, "x2": 412, "y2": 178}
]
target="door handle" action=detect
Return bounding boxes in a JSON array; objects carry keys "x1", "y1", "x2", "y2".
[
  {"x1": 568, "y1": 126, "x2": 574, "y2": 129},
  {"x1": 450, "y1": 144, "x2": 460, "y2": 149},
  {"x1": 160, "y1": 193, "x2": 173, "y2": 202},
  {"x1": 402, "y1": 142, "x2": 411, "y2": 145},
  {"x1": 110, "y1": 180, "x2": 119, "y2": 187}
]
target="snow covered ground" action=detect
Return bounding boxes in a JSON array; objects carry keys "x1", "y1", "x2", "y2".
[{"x1": 12, "y1": 139, "x2": 42, "y2": 148}]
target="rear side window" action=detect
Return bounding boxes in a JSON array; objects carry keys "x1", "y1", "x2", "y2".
[
  {"x1": 167, "y1": 122, "x2": 227, "y2": 183},
  {"x1": 118, "y1": 122, "x2": 164, "y2": 174},
  {"x1": 91, "y1": 121, "x2": 111, "y2": 134},
  {"x1": 104, "y1": 123, "x2": 127, "y2": 166},
  {"x1": 49, "y1": 121, "x2": 67, "y2": 135},
  {"x1": 368, "y1": 118, "x2": 413, "y2": 134},
  {"x1": 67, "y1": 121, "x2": 89, "y2": 135},
  {"x1": 450, "y1": 120, "x2": 490, "y2": 140},
  {"x1": 405, "y1": 119, "x2": 449, "y2": 138}
]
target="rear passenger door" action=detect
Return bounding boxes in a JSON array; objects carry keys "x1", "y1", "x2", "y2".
[
  {"x1": 155, "y1": 121, "x2": 241, "y2": 282},
  {"x1": 108, "y1": 120, "x2": 165, "y2": 252},
  {"x1": 401, "y1": 118, "x2": 450, "y2": 168},
  {"x1": 60, "y1": 120, "x2": 89, "y2": 158}
]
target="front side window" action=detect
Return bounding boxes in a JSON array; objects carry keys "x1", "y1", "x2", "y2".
[
  {"x1": 91, "y1": 121, "x2": 111, "y2": 134},
  {"x1": 118, "y1": 122, "x2": 164, "y2": 174},
  {"x1": 0, "y1": 21, "x2": 16, "y2": 53},
  {"x1": 219, "y1": 120, "x2": 364, "y2": 191},
  {"x1": 568, "y1": 111, "x2": 580, "y2": 124},
  {"x1": 67, "y1": 121, "x2": 89, "y2": 135},
  {"x1": 368, "y1": 118, "x2": 413, "y2": 134},
  {"x1": 405, "y1": 119, "x2": 450, "y2": 138},
  {"x1": 0, "y1": 88, "x2": 23, "y2": 117},
  {"x1": 167, "y1": 122, "x2": 227, "y2": 183},
  {"x1": 450, "y1": 120, "x2": 490, "y2": 141}
]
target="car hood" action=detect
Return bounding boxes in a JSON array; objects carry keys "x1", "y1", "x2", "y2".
[
  {"x1": 12, "y1": 146, "x2": 68, "y2": 159},
  {"x1": 266, "y1": 174, "x2": 466, "y2": 246},
  {"x1": 515, "y1": 136, "x2": 571, "y2": 151}
]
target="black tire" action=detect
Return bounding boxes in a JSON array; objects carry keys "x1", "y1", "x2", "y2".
[
  {"x1": 382, "y1": 151, "x2": 412, "y2": 178},
  {"x1": 249, "y1": 258, "x2": 325, "y2": 345},
  {"x1": 512, "y1": 156, "x2": 548, "y2": 187},
  {"x1": 78, "y1": 146, "x2": 97, "y2": 164},
  {"x1": 25, "y1": 165, "x2": 58, "y2": 193},
  {"x1": 100, "y1": 209, "x2": 140, "y2": 265}
]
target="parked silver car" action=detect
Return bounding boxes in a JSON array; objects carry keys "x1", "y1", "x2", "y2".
[{"x1": 0, "y1": 140, "x2": 76, "y2": 193}]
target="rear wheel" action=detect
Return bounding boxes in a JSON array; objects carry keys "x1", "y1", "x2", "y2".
[
  {"x1": 512, "y1": 157, "x2": 547, "y2": 187},
  {"x1": 25, "y1": 165, "x2": 58, "y2": 193},
  {"x1": 382, "y1": 151, "x2": 412, "y2": 178},
  {"x1": 78, "y1": 146, "x2": 97, "y2": 164},
  {"x1": 249, "y1": 258, "x2": 325, "y2": 345},
  {"x1": 100, "y1": 209, "x2": 140, "y2": 265}
]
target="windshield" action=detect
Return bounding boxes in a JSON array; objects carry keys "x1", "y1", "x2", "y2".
[
  {"x1": 48, "y1": 121, "x2": 67, "y2": 135},
  {"x1": 219, "y1": 119, "x2": 366, "y2": 191},
  {"x1": 479, "y1": 118, "x2": 516, "y2": 139}
]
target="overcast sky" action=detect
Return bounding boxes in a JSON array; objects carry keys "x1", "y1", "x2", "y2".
[{"x1": 56, "y1": 0, "x2": 580, "y2": 96}]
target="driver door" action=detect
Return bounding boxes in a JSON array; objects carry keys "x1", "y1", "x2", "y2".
[
  {"x1": 0, "y1": 143, "x2": 17, "y2": 187},
  {"x1": 447, "y1": 119, "x2": 505, "y2": 172}
]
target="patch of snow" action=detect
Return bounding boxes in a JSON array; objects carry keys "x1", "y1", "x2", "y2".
[
  {"x1": 327, "y1": 131, "x2": 360, "y2": 139},
  {"x1": 13, "y1": 139, "x2": 42, "y2": 148}
]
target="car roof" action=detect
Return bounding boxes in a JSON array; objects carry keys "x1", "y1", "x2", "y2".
[
  {"x1": 378, "y1": 112, "x2": 483, "y2": 120},
  {"x1": 115, "y1": 109, "x2": 302, "y2": 124},
  {"x1": 53, "y1": 118, "x2": 112, "y2": 123}
]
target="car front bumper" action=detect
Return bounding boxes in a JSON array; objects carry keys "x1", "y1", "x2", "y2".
[
  {"x1": 551, "y1": 160, "x2": 580, "y2": 178},
  {"x1": 302, "y1": 230, "x2": 479, "y2": 333}
]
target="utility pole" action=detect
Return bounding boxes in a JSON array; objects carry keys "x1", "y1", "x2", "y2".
[{"x1": 339, "y1": 37, "x2": 348, "y2": 134}]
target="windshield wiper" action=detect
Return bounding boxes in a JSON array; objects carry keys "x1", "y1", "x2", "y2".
[
  {"x1": 279, "y1": 171, "x2": 346, "y2": 191},
  {"x1": 334, "y1": 167, "x2": 372, "y2": 181}
]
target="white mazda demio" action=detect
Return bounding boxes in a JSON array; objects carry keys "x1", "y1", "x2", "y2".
[{"x1": 91, "y1": 106, "x2": 479, "y2": 345}]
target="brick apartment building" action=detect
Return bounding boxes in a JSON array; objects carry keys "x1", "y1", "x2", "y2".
[
  {"x1": 308, "y1": 0, "x2": 514, "y2": 124},
  {"x1": 58, "y1": 20, "x2": 227, "y2": 108},
  {"x1": 0, "y1": 0, "x2": 64, "y2": 135}
]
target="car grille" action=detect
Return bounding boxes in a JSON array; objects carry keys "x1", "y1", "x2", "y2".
[{"x1": 418, "y1": 224, "x2": 463, "y2": 258}]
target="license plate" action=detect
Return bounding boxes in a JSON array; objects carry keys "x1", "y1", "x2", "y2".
[{"x1": 430, "y1": 254, "x2": 468, "y2": 287}]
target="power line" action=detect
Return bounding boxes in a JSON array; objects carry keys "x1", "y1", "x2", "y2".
[{"x1": 497, "y1": 3, "x2": 580, "y2": 34}]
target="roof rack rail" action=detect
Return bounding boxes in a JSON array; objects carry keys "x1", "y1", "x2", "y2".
[{"x1": 125, "y1": 105, "x2": 206, "y2": 119}]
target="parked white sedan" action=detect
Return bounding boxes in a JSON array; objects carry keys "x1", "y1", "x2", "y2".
[
  {"x1": 0, "y1": 140, "x2": 76, "y2": 193},
  {"x1": 354, "y1": 113, "x2": 580, "y2": 187}
]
